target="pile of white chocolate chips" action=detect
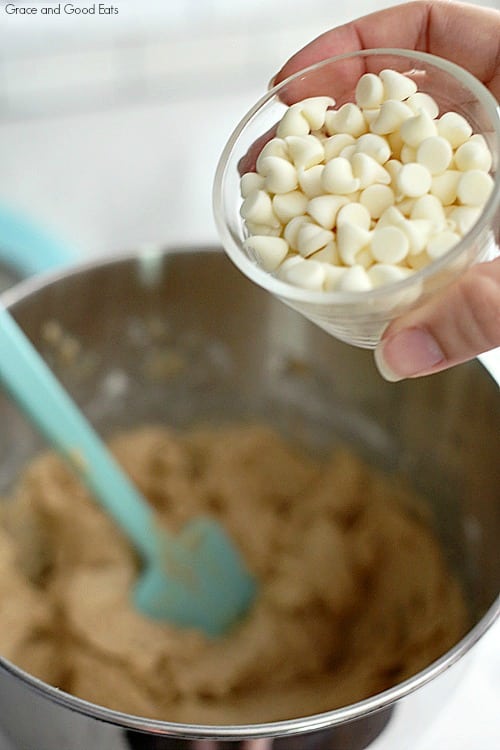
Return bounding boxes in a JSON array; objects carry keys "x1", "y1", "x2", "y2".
[{"x1": 240, "y1": 69, "x2": 494, "y2": 292}]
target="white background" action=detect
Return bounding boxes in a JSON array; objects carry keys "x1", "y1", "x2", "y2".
[{"x1": 0, "y1": 0, "x2": 498, "y2": 747}]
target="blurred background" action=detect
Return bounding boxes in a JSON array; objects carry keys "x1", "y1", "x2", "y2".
[{"x1": 0, "y1": 1, "x2": 498, "y2": 747}]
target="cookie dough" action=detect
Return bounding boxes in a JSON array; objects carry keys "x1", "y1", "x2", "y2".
[{"x1": 0, "y1": 424, "x2": 467, "y2": 723}]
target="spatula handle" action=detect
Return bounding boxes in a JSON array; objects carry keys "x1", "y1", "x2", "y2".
[{"x1": 0, "y1": 307, "x2": 156, "y2": 559}]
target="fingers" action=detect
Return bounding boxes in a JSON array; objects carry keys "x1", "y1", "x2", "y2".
[
  {"x1": 374, "y1": 256, "x2": 500, "y2": 381},
  {"x1": 274, "y1": 1, "x2": 500, "y2": 100},
  {"x1": 274, "y1": 2, "x2": 426, "y2": 83}
]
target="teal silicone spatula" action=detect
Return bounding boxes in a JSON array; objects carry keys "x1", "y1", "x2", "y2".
[{"x1": 0, "y1": 306, "x2": 256, "y2": 637}]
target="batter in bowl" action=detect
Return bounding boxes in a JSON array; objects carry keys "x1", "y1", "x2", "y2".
[{"x1": 0, "y1": 424, "x2": 467, "y2": 723}]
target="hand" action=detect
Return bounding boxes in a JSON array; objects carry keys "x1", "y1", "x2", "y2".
[{"x1": 273, "y1": 0, "x2": 500, "y2": 381}]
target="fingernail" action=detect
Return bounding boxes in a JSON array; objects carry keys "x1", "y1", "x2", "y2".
[
  {"x1": 267, "y1": 75, "x2": 277, "y2": 90},
  {"x1": 375, "y1": 327, "x2": 445, "y2": 382}
]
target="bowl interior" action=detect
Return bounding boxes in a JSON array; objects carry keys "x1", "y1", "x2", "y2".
[{"x1": 1, "y1": 247, "x2": 499, "y2": 626}]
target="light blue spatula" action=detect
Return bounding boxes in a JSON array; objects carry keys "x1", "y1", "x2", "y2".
[{"x1": 0, "y1": 306, "x2": 256, "y2": 637}]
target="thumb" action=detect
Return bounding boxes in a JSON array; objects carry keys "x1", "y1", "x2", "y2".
[{"x1": 374, "y1": 257, "x2": 500, "y2": 381}]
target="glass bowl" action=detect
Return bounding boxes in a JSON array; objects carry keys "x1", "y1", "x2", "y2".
[{"x1": 213, "y1": 49, "x2": 500, "y2": 348}]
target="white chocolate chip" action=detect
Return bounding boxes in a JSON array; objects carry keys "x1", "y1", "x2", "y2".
[
  {"x1": 397, "y1": 197, "x2": 416, "y2": 216},
  {"x1": 379, "y1": 69, "x2": 418, "y2": 101},
  {"x1": 469, "y1": 134, "x2": 489, "y2": 148},
  {"x1": 387, "y1": 130, "x2": 404, "y2": 159},
  {"x1": 337, "y1": 264, "x2": 373, "y2": 291},
  {"x1": 245, "y1": 221, "x2": 282, "y2": 237},
  {"x1": 258, "y1": 156, "x2": 298, "y2": 194},
  {"x1": 339, "y1": 144, "x2": 357, "y2": 160},
  {"x1": 284, "y1": 215, "x2": 312, "y2": 249},
  {"x1": 407, "y1": 250, "x2": 430, "y2": 270},
  {"x1": 311, "y1": 129, "x2": 328, "y2": 142},
  {"x1": 311, "y1": 240, "x2": 339, "y2": 264},
  {"x1": 355, "y1": 73, "x2": 385, "y2": 108},
  {"x1": 325, "y1": 103, "x2": 367, "y2": 137},
  {"x1": 307, "y1": 194, "x2": 349, "y2": 229},
  {"x1": 400, "y1": 144, "x2": 417, "y2": 164},
  {"x1": 360, "y1": 184, "x2": 395, "y2": 218},
  {"x1": 384, "y1": 159, "x2": 403, "y2": 184},
  {"x1": 400, "y1": 110, "x2": 438, "y2": 148},
  {"x1": 396, "y1": 163, "x2": 432, "y2": 197},
  {"x1": 430, "y1": 170, "x2": 461, "y2": 205},
  {"x1": 272, "y1": 190, "x2": 308, "y2": 223},
  {"x1": 355, "y1": 133, "x2": 391, "y2": 164},
  {"x1": 351, "y1": 152, "x2": 391, "y2": 189},
  {"x1": 336, "y1": 202, "x2": 372, "y2": 230},
  {"x1": 243, "y1": 235, "x2": 289, "y2": 271},
  {"x1": 377, "y1": 205, "x2": 406, "y2": 227},
  {"x1": 403, "y1": 218, "x2": 435, "y2": 254},
  {"x1": 337, "y1": 222, "x2": 372, "y2": 265},
  {"x1": 416, "y1": 136, "x2": 453, "y2": 175},
  {"x1": 276, "y1": 106, "x2": 311, "y2": 137},
  {"x1": 454, "y1": 140, "x2": 493, "y2": 172},
  {"x1": 389, "y1": 219, "x2": 424, "y2": 254},
  {"x1": 437, "y1": 111, "x2": 473, "y2": 148},
  {"x1": 276, "y1": 254, "x2": 303, "y2": 278},
  {"x1": 410, "y1": 194, "x2": 447, "y2": 227},
  {"x1": 370, "y1": 99, "x2": 413, "y2": 135},
  {"x1": 357, "y1": 247, "x2": 375, "y2": 269},
  {"x1": 345, "y1": 190, "x2": 361, "y2": 203},
  {"x1": 285, "y1": 134, "x2": 325, "y2": 170},
  {"x1": 324, "y1": 133, "x2": 356, "y2": 160},
  {"x1": 406, "y1": 92, "x2": 440, "y2": 119},
  {"x1": 282, "y1": 258, "x2": 326, "y2": 289},
  {"x1": 240, "y1": 189, "x2": 280, "y2": 226},
  {"x1": 240, "y1": 172, "x2": 266, "y2": 198},
  {"x1": 457, "y1": 170, "x2": 494, "y2": 206},
  {"x1": 363, "y1": 108, "x2": 381, "y2": 127},
  {"x1": 322, "y1": 157, "x2": 360, "y2": 195},
  {"x1": 256, "y1": 138, "x2": 289, "y2": 172},
  {"x1": 298, "y1": 96, "x2": 336, "y2": 130},
  {"x1": 297, "y1": 222, "x2": 334, "y2": 257},
  {"x1": 371, "y1": 225, "x2": 410, "y2": 264},
  {"x1": 368, "y1": 263, "x2": 414, "y2": 287},
  {"x1": 426, "y1": 230, "x2": 461, "y2": 259},
  {"x1": 297, "y1": 165, "x2": 325, "y2": 198},
  {"x1": 323, "y1": 264, "x2": 348, "y2": 290},
  {"x1": 447, "y1": 205, "x2": 482, "y2": 235}
]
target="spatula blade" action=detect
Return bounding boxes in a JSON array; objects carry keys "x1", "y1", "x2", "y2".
[{"x1": 133, "y1": 518, "x2": 256, "y2": 637}]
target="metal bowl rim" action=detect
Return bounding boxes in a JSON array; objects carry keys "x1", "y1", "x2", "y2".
[{"x1": 1, "y1": 244, "x2": 499, "y2": 738}]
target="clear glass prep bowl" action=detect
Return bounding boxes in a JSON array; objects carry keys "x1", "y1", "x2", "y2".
[{"x1": 213, "y1": 49, "x2": 500, "y2": 348}]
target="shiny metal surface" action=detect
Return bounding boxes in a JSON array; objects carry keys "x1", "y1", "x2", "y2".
[{"x1": 0, "y1": 246, "x2": 499, "y2": 750}]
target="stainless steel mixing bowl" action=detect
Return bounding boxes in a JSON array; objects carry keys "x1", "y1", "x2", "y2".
[{"x1": 0, "y1": 246, "x2": 498, "y2": 750}]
